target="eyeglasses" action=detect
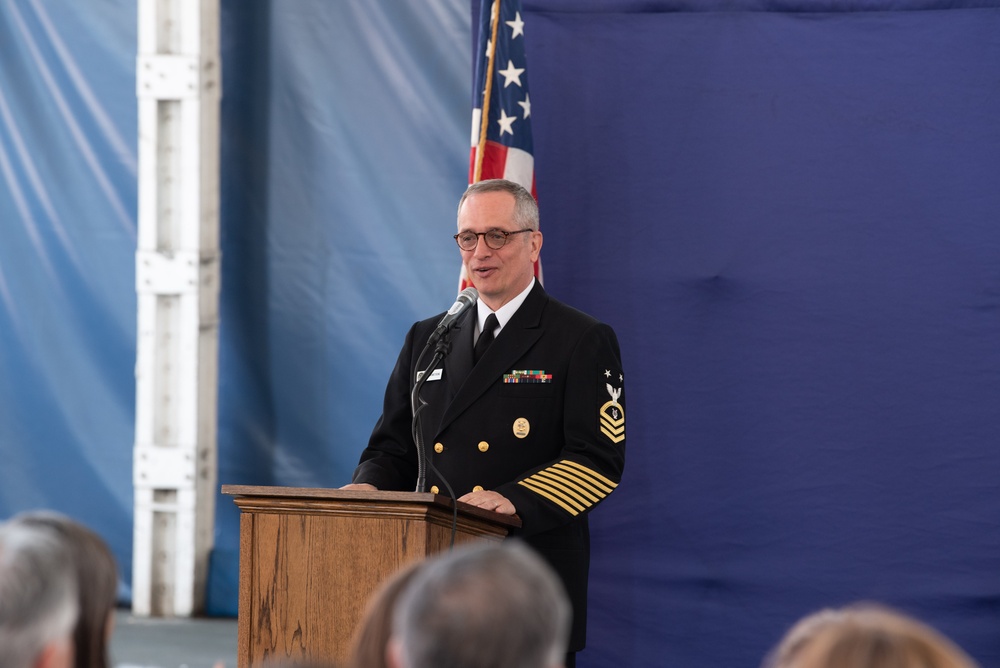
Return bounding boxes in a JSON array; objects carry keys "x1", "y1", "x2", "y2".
[{"x1": 454, "y1": 228, "x2": 532, "y2": 251}]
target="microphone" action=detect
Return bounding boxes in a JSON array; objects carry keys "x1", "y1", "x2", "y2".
[
  {"x1": 428, "y1": 287, "x2": 478, "y2": 344},
  {"x1": 413, "y1": 287, "x2": 478, "y2": 494}
]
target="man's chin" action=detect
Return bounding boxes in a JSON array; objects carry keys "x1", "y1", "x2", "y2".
[{"x1": 471, "y1": 276, "x2": 498, "y2": 295}]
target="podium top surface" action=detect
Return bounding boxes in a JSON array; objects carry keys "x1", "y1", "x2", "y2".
[{"x1": 221, "y1": 485, "x2": 521, "y2": 529}]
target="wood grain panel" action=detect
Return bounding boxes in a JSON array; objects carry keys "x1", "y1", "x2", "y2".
[{"x1": 225, "y1": 487, "x2": 519, "y2": 667}]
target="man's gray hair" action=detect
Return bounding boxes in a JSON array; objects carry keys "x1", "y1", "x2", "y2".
[
  {"x1": 458, "y1": 179, "x2": 540, "y2": 231},
  {"x1": 0, "y1": 521, "x2": 79, "y2": 668},
  {"x1": 392, "y1": 541, "x2": 570, "y2": 668}
]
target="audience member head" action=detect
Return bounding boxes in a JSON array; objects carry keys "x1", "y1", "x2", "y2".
[
  {"x1": 765, "y1": 603, "x2": 979, "y2": 668},
  {"x1": 347, "y1": 560, "x2": 423, "y2": 668},
  {"x1": 388, "y1": 541, "x2": 570, "y2": 668},
  {"x1": 763, "y1": 608, "x2": 847, "y2": 668},
  {"x1": 0, "y1": 520, "x2": 79, "y2": 668},
  {"x1": 12, "y1": 512, "x2": 118, "y2": 668}
]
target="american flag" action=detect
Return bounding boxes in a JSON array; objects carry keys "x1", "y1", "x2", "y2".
[{"x1": 463, "y1": 0, "x2": 541, "y2": 289}]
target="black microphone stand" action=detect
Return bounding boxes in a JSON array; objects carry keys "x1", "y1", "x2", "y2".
[
  {"x1": 410, "y1": 324, "x2": 462, "y2": 549},
  {"x1": 411, "y1": 332, "x2": 453, "y2": 494}
]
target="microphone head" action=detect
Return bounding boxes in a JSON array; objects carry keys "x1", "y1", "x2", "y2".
[
  {"x1": 459, "y1": 287, "x2": 479, "y2": 304},
  {"x1": 445, "y1": 288, "x2": 479, "y2": 316}
]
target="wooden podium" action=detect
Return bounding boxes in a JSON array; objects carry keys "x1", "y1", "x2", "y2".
[{"x1": 222, "y1": 485, "x2": 521, "y2": 668}]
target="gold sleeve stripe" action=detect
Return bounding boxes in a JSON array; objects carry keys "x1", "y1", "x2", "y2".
[
  {"x1": 518, "y1": 479, "x2": 581, "y2": 516},
  {"x1": 535, "y1": 470, "x2": 603, "y2": 504},
  {"x1": 550, "y1": 463, "x2": 616, "y2": 496},
  {"x1": 533, "y1": 471, "x2": 601, "y2": 506},
  {"x1": 557, "y1": 460, "x2": 619, "y2": 490},
  {"x1": 519, "y1": 460, "x2": 621, "y2": 515},
  {"x1": 524, "y1": 477, "x2": 589, "y2": 512},
  {"x1": 537, "y1": 470, "x2": 603, "y2": 504},
  {"x1": 555, "y1": 459, "x2": 618, "y2": 494}
]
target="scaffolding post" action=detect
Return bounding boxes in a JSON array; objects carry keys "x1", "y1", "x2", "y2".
[{"x1": 133, "y1": 0, "x2": 220, "y2": 617}]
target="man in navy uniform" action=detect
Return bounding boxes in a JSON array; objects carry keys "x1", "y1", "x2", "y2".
[{"x1": 343, "y1": 178, "x2": 626, "y2": 664}]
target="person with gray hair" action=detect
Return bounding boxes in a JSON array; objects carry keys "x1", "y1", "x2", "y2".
[
  {"x1": 12, "y1": 512, "x2": 118, "y2": 668},
  {"x1": 456, "y1": 178, "x2": 540, "y2": 232},
  {"x1": 387, "y1": 541, "x2": 571, "y2": 668},
  {"x1": 0, "y1": 520, "x2": 79, "y2": 668},
  {"x1": 345, "y1": 178, "x2": 627, "y2": 664}
]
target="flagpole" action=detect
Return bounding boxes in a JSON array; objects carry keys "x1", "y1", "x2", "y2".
[{"x1": 473, "y1": 0, "x2": 502, "y2": 183}]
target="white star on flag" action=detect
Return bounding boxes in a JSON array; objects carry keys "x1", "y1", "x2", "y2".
[
  {"x1": 498, "y1": 60, "x2": 525, "y2": 88},
  {"x1": 518, "y1": 93, "x2": 531, "y2": 119},
  {"x1": 497, "y1": 108, "x2": 516, "y2": 136},
  {"x1": 506, "y1": 11, "x2": 525, "y2": 39}
]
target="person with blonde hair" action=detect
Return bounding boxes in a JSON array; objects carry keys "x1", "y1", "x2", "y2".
[{"x1": 764, "y1": 603, "x2": 979, "y2": 668}]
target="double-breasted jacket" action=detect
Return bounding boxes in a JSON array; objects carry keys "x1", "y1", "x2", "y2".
[{"x1": 352, "y1": 282, "x2": 626, "y2": 651}]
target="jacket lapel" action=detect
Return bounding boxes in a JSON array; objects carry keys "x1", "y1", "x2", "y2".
[
  {"x1": 443, "y1": 307, "x2": 475, "y2": 397},
  {"x1": 438, "y1": 283, "x2": 548, "y2": 430}
]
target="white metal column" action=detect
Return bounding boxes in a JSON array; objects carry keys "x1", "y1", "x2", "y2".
[{"x1": 133, "y1": 0, "x2": 220, "y2": 617}]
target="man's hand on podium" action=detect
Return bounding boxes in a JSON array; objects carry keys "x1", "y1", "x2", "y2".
[
  {"x1": 458, "y1": 489, "x2": 517, "y2": 515},
  {"x1": 339, "y1": 483, "x2": 377, "y2": 491}
]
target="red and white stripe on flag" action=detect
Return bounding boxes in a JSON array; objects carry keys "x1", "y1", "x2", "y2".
[
  {"x1": 462, "y1": 0, "x2": 541, "y2": 290},
  {"x1": 469, "y1": 111, "x2": 536, "y2": 197}
]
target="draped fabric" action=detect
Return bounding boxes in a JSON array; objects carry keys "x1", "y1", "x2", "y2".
[
  {"x1": 2, "y1": 1, "x2": 999, "y2": 665},
  {"x1": 0, "y1": 0, "x2": 137, "y2": 597},
  {"x1": 526, "y1": 3, "x2": 1000, "y2": 665}
]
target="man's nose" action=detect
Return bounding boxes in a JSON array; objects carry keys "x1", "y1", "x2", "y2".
[{"x1": 472, "y1": 236, "x2": 492, "y2": 255}]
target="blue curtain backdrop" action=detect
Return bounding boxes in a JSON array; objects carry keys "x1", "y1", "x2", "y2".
[
  {"x1": 526, "y1": 3, "x2": 1000, "y2": 665},
  {"x1": 0, "y1": 0, "x2": 137, "y2": 595},
  {"x1": 2, "y1": 1, "x2": 1000, "y2": 666}
]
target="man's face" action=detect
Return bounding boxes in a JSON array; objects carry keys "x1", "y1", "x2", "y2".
[{"x1": 457, "y1": 191, "x2": 542, "y2": 311}]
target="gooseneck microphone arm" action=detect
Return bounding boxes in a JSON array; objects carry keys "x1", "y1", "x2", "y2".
[
  {"x1": 411, "y1": 288, "x2": 478, "y2": 493},
  {"x1": 411, "y1": 335, "x2": 450, "y2": 493}
]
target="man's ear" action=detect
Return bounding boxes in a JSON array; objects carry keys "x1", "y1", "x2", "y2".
[{"x1": 530, "y1": 230, "x2": 543, "y2": 261}]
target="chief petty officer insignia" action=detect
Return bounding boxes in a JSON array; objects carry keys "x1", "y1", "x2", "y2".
[{"x1": 599, "y1": 369, "x2": 625, "y2": 444}]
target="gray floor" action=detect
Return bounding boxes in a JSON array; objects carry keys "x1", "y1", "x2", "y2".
[{"x1": 110, "y1": 610, "x2": 238, "y2": 668}]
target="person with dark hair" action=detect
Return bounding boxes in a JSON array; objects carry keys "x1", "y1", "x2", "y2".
[
  {"x1": 387, "y1": 542, "x2": 570, "y2": 668},
  {"x1": 0, "y1": 520, "x2": 79, "y2": 668},
  {"x1": 764, "y1": 603, "x2": 979, "y2": 668},
  {"x1": 343, "y1": 178, "x2": 627, "y2": 665},
  {"x1": 12, "y1": 512, "x2": 118, "y2": 668}
]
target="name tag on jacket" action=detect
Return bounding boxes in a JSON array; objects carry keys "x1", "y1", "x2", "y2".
[{"x1": 416, "y1": 368, "x2": 443, "y2": 382}]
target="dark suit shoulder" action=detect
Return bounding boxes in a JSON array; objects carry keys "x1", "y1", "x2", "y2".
[{"x1": 540, "y1": 293, "x2": 603, "y2": 327}]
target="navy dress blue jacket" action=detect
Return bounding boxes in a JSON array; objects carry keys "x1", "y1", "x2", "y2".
[{"x1": 352, "y1": 282, "x2": 626, "y2": 651}]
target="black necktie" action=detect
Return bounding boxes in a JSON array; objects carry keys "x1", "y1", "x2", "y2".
[{"x1": 474, "y1": 313, "x2": 499, "y2": 364}]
